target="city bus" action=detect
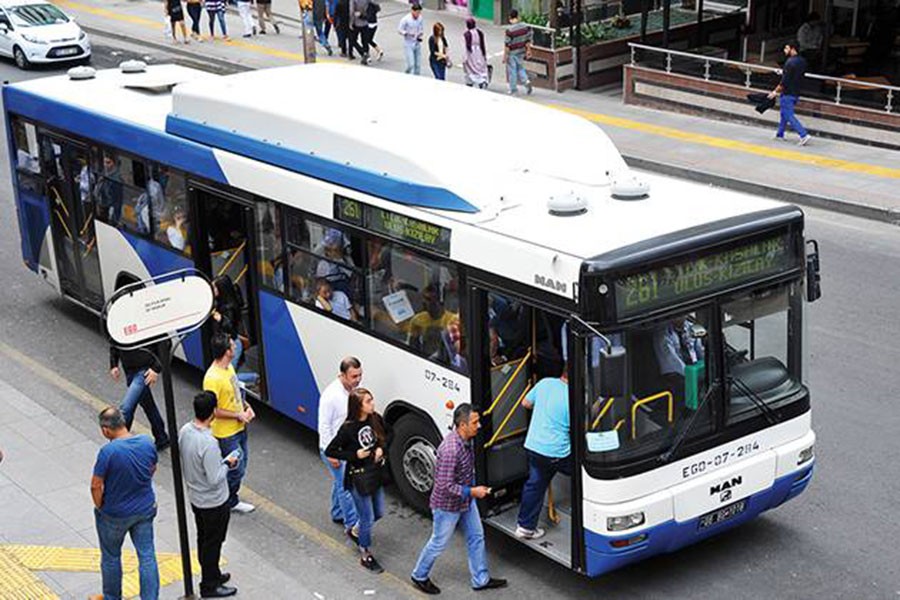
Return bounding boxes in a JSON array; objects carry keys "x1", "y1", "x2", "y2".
[{"x1": 4, "y1": 62, "x2": 820, "y2": 576}]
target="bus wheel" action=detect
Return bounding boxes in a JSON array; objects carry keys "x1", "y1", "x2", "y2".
[{"x1": 389, "y1": 414, "x2": 440, "y2": 515}]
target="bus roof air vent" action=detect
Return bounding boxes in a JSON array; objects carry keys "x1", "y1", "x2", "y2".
[
  {"x1": 610, "y1": 170, "x2": 650, "y2": 201},
  {"x1": 547, "y1": 191, "x2": 587, "y2": 217},
  {"x1": 120, "y1": 60, "x2": 148, "y2": 74},
  {"x1": 67, "y1": 66, "x2": 96, "y2": 81}
]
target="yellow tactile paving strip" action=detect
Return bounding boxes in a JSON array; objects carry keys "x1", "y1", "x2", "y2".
[
  {"x1": 0, "y1": 544, "x2": 205, "y2": 598},
  {"x1": 0, "y1": 546, "x2": 59, "y2": 600}
]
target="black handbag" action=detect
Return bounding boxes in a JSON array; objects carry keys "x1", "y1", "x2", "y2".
[{"x1": 349, "y1": 461, "x2": 383, "y2": 496}]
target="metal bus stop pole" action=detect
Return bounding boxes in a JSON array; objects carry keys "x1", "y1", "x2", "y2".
[{"x1": 160, "y1": 339, "x2": 195, "y2": 599}]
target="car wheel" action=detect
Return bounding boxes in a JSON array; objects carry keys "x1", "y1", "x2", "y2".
[
  {"x1": 388, "y1": 413, "x2": 441, "y2": 515},
  {"x1": 13, "y1": 46, "x2": 29, "y2": 70}
]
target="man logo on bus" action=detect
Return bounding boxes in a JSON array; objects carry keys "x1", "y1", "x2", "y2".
[
  {"x1": 534, "y1": 274, "x2": 567, "y2": 294},
  {"x1": 710, "y1": 476, "x2": 742, "y2": 502}
]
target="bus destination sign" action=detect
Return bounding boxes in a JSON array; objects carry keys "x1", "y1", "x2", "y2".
[
  {"x1": 614, "y1": 233, "x2": 797, "y2": 318},
  {"x1": 335, "y1": 195, "x2": 451, "y2": 256}
]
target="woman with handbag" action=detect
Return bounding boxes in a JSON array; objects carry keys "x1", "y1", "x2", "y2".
[{"x1": 326, "y1": 388, "x2": 391, "y2": 573}]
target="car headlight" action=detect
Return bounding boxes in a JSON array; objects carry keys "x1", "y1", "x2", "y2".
[
  {"x1": 21, "y1": 34, "x2": 48, "y2": 45},
  {"x1": 797, "y1": 444, "x2": 814, "y2": 465},
  {"x1": 78, "y1": 30, "x2": 86, "y2": 40},
  {"x1": 607, "y1": 512, "x2": 645, "y2": 532}
]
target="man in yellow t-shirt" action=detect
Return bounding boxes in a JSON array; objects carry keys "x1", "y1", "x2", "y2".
[
  {"x1": 407, "y1": 285, "x2": 458, "y2": 357},
  {"x1": 204, "y1": 332, "x2": 256, "y2": 514}
]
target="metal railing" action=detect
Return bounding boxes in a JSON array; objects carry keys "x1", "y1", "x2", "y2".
[{"x1": 628, "y1": 42, "x2": 898, "y2": 114}]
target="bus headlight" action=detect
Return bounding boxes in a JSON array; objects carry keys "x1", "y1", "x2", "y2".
[
  {"x1": 797, "y1": 445, "x2": 814, "y2": 465},
  {"x1": 607, "y1": 512, "x2": 645, "y2": 532}
]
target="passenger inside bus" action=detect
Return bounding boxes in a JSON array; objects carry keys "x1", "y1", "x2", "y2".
[
  {"x1": 315, "y1": 277, "x2": 357, "y2": 322},
  {"x1": 407, "y1": 284, "x2": 457, "y2": 356},
  {"x1": 653, "y1": 316, "x2": 705, "y2": 404}
]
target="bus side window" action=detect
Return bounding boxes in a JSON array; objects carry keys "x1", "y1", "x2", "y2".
[
  {"x1": 151, "y1": 165, "x2": 190, "y2": 254},
  {"x1": 256, "y1": 201, "x2": 284, "y2": 292},
  {"x1": 11, "y1": 118, "x2": 41, "y2": 175},
  {"x1": 284, "y1": 210, "x2": 363, "y2": 322},
  {"x1": 92, "y1": 150, "x2": 150, "y2": 235},
  {"x1": 366, "y1": 242, "x2": 465, "y2": 373}
]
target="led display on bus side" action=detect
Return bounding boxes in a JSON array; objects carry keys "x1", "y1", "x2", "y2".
[{"x1": 334, "y1": 195, "x2": 452, "y2": 257}]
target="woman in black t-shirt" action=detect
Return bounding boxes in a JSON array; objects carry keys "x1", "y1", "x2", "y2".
[
  {"x1": 165, "y1": 0, "x2": 190, "y2": 44},
  {"x1": 325, "y1": 388, "x2": 391, "y2": 573}
]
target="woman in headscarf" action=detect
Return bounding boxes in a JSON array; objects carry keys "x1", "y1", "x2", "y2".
[{"x1": 462, "y1": 17, "x2": 489, "y2": 89}]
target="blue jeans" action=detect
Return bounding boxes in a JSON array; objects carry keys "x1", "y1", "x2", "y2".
[
  {"x1": 95, "y1": 508, "x2": 159, "y2": 600},
  {"x1": 411, "y1": 501, "x2": 490, "y2": 589},
  {"x1": 350, "y1": 485, "x2": 384, "y2": 549},
  {"x1": 121, "y1": 369, "x2": 168, "y2": 445},
  {"x1": 320, "y1": 450, "x2": 358, "y2": 528},
  {"x1": 430, "y1": 58, "x2": 446, "y2": 80},
  {"x1": 232, "y1": 337, "x2": 259, "y2": 385},
  {"x1": 314, "y1": 17, "x2": 331, "y2": 49},
  {"x1": 404, "y1": 42, "x2": 421, "y2": 75},
  {"x1": 217, "y1": 430, "x2": 248, "y2": 508},
  {"x1": 777, "y1": 94, "x2": 808, "y2": 139},
  {"x1": 507, "y1": 53, "x2": 529, "y2": 93},
  {"x1": 517, "y1": 450, "x2": 572, "y2": 530},
  {"x1": 208, "y1": 9, "x2": 227, "y2": 37}
]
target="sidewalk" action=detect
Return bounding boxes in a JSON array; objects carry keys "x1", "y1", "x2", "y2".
[
  {"x1": 0, "y1": 376, "x2": 311, "y2": 599},
  {"x1": 56, "y1": 0, "x2": 900, "y2": 223}
]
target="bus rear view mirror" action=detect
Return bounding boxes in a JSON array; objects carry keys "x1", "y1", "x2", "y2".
[
  {"x1": 599, "y1": 346, "x2": 628, "y2": 399},
  {"x1": 806, "y1": 239, "x2": 821, "y2": 303}
]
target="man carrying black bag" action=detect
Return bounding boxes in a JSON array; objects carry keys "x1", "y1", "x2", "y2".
[{"x1": 325, "y1": 388, "x2": 391, "y2": 573}]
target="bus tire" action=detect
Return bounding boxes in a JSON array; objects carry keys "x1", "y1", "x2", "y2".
[{"x1": 389, "y1": 413, "x2": 441, "y2": 515}]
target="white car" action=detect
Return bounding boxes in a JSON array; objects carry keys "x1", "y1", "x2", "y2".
[{"x1": 0, "y1": 0, "x2": 90, "y2": 69}]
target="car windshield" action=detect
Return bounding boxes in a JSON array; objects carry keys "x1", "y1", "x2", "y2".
[
  {"x1": 9, "y1": 4, "x2": 69, "y2": 28},
  {"x1": 584, "y1": 309, "x2": 715, "y2": 463}
]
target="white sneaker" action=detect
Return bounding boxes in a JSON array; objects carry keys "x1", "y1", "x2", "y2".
[
  {"x1": 514, "y1": 525, "x2": 545, "y2": 540},
  {"x1": 798, "y1": 134, "x2": 811, "y2": 146},
  {"x1": 232, "y1": 501, "x2": 256, "y2": 514},
  {"x1": 772, "y1": 133, "x2": 785, "y2": 141}
]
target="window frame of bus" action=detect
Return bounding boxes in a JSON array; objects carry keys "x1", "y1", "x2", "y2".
[
  {"x1": 583, "y1": 227, "x2": 806, "y2": 328},
  {"x1": 275, "y1": 204, "x2": 468, "y2": 375},
  {"x1": 89, "y1": 144, "x2": 193, "y2": 257}
]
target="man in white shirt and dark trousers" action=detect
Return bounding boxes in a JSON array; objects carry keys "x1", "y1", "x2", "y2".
[
  {"x1": 179, "y1": 391, "x2": 239, "y2": 598},
  {"x1": 317, "y1": 356, "x2": 362, "y2": 540}
]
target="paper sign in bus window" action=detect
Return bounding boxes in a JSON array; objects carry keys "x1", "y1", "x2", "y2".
[
  {"x1": 383, "y1": 290, "x2": 415, "y2": 324},
  {"x1": 587, "y1": 431, "x2": 621, "y2": 452}
]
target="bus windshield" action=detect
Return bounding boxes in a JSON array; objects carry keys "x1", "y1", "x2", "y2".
[{"x1": 584, "y1": 309, "x2": 715, "y2": 463}]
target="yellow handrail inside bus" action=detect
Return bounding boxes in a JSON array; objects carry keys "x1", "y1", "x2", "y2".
[
  {"x1": 54, "y1": 211, "x2": 73, "y2": 241},
  {"x1": 484, "y1": 383, "x2": 531, "y2": 449},
  {"x1": 234, "y1": 264, "x2": 249, "y2": 286},
  {"x1": 216, "y1": 241, "x2": 247, "y2": 278},
  {"x1": 79, "y1": 213, "x2": 93, "y2": 237},
  {"x1": 484, "y1": 349, "x2": 531, "y2": 416},
  {"x1": 590, "y1": 397, "x2": 615, "y2": 431},
  {"x1": 631, "y1": 391, "x2": 674, "y2": 440}
]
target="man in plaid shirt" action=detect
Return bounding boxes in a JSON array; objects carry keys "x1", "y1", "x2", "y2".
[{"x1": 410, "y1": 404, "x2": 508, "y2": 595}]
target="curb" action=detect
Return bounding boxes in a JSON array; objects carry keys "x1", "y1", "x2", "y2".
[
  {"x1": 623, "y1": 154, "x2": 900, "y2": 226},
  {"x1": 84, "y1": 26, "x2": 249, "y2": 74}
]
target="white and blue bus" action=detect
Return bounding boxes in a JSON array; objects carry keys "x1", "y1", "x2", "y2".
[{"x1": 5, "y1": 63, "x2": 820, "y2": 576}]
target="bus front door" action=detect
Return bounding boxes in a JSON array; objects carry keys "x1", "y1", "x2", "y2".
[
  {"x1": 39, "y1": 133, "x2": 104, "y2": 310},
  {"x1": 193, "y1": 186, "x2": 268, "y2": 403},
  {"x1": 472, "y1": 288, "x2": 573, "y2": 567}
]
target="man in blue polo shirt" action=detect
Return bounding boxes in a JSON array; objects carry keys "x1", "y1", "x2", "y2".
[
  {"x1": 515, "y1": 369, "x2": 570, "y2": 539},
  {"x1": 90, "y1": 406, "x2": 159, "y2": 600}
]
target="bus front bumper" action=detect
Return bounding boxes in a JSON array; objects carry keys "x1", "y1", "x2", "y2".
[{"x1": 583, "y1": 463, "x2": 814, "y2": 578}]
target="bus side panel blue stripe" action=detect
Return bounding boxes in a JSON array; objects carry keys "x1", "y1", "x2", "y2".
[
  {"x1": 259, "y1": 291, "x2": 319, "y2": 430},
  {"x1": 15, "y1": 186, "x2": 48, "y2": 271},
  {"x1": 118, "y1": 230, "x2": 205, "y2": 368},
  {"x1": 583, "y1": 464, "x2": 814, "y2": 577},
  {"x1": 3, "y1": 87, "x2": 227, "y2": 185},
  {"x1": 166, "y1": 114, "x2": 479, "y2": 214}
]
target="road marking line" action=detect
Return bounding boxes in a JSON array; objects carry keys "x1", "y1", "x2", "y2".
[
  {"x1": 53, "y1": 0, "x2": 341, "y2": 63},
  {"x1": 553, "y1": 105, "x2": 900, "y2": 180},
  {"x1": 0, "y1": 341, "x2": 419, "y2": 599}
]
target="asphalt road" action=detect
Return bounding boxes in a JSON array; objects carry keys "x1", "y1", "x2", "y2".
[{"x1": 1, "y1": 42, "x2": 898, "y2": 600}]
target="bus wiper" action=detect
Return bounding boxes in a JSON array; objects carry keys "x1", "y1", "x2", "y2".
[
  {"x1": 730, "y1": 375, "x2": 779, "y2": 425},
  {"x1": 659, "y1": 378, "x2": 721, "y2": 465}
]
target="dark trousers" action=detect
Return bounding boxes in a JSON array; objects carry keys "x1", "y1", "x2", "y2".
[
  {"x1": 186, "y1": 2, "x2": 202, "y2": 34},
  {"x1": 348, "y1": 26, "x2": 366, "y2": 58},
  {"x1": 192, "y1": 502, "x2": 231, "y2": 593},
  {"x1": 516, "y1": 450, "x2": 572, "y2": 531},
  {"x1": 335, "y1": 15, "x2": 348, "y2": 55},
  {"x1": 430, "y1": 58, "x2": 446, "y2": 80},
  {"x1": 363, "y1": 25, "x2": 376, "y2": 49}
]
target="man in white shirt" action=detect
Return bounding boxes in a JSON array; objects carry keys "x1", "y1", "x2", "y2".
[
  {"x1": 317, "y1": 356, "x2": 363, "y2": 539},
  {"x1": 397, "y1": 3, "x2": 424, "y2": 75}
]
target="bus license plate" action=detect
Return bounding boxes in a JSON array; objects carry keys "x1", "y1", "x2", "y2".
[{"x1": 698, "y1": 499, "x2": 747, "y2": 530}]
